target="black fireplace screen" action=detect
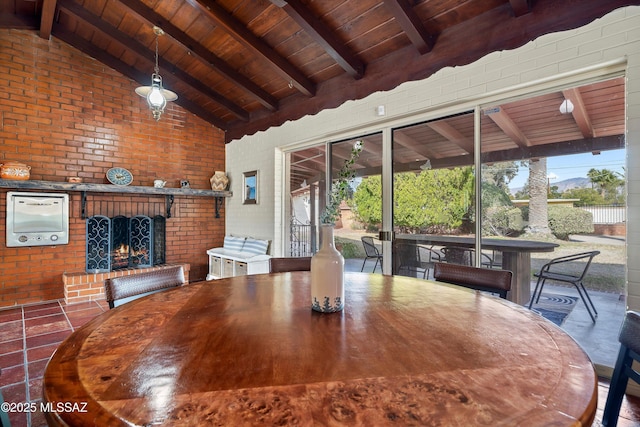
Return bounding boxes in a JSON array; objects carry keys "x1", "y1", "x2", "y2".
[{"x1": 86, "y1": 215, "x2": 165, "y2": 273}]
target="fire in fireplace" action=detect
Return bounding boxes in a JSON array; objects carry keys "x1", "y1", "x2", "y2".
[{"x1": 86, "y1": 215, "x2": 166, "y2": 273}]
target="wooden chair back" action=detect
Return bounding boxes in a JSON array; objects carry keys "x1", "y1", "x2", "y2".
[
  {"x1": 105, "y1": 266, "x2": 185, "y2": 309},
  {"x1": 433, "y1": 262, "x2": 512, "y2": 299},
  {"x1": 269, "y1": 257, "x2": 312, "y2": 273}
]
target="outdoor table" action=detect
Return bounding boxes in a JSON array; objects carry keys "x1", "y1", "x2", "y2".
[
  {"x1": 396, "y1": 234, "x2": 559, "y2": 305},
  {"x1": 43, "y1": 272, "x2": 595, "y2": 426}
]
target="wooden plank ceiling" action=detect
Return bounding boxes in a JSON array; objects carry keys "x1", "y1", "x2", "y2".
[
  {"x1": 288, "y1": 76, "x2": 625, "y2": 189},
  {"x1": 1, "y1": 0, "x2": 635, "y2": 147}
]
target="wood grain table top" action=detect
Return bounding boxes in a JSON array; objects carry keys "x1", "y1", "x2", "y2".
[{"x1": 43, "y1": 272, "x2": 596, "y2": 426}]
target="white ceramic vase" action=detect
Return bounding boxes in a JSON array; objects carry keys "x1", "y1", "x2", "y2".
[{"x1": 311, "y1": 224, "x2": 345, "y2": 312}]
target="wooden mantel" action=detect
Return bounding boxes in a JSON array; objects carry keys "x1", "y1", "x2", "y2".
[{"x1": 0, "y1": 179, "x2": 232, "y2": 218}]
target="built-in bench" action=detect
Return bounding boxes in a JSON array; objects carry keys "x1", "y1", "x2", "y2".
[{"x1": 206, "y1": 236, "x2": 271, "y2": 280}]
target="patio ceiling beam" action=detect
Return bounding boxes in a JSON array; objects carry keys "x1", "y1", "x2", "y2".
[
  {"x1": 563, "y1": 88, "x2": 594, "y2": 138},
  {"x1": 485, "y1": 107, "x2": 530, "y2": 148},
  {"x1": 115, "y1": 0, "x2": 278, "y2": 111},
  {"x1": 185, "y1": 0, "x2": 316, "y2": 97},
  {"x1": 271, "y1": 0, "x2": 365, "y2": 79},
  {"x1": 383, "y1": 0, "x2": 437, "y2": 54},
  {"x1": 393, "y1": 131, "x2": 441, "y2": 159},
  {"x1": 56, "y1": 0, "x2": 249, "y2": 122},
  {"x1": 382, "y1": 134, "x2": 624, "y2": 174},
  {"x1": 427, "y1": 121, "x2": 474, "y2": 154}
]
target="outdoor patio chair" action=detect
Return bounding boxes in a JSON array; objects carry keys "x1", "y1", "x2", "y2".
[
  {"x1": 105, "y1": 266, "x2": 186, "y2": 309},
  {"x1": 433, "y1": 262, "x2": 512, "y2": 299},
  {"x1": 269, "y1": 257, "x2": 312, "y2": 272},
  {"x1": 395, "y1": 243, "x2": 441, "y2": 279},
  {"x1": 361, "y1": 236, "x2": 383, "y2": 273},
  {"x1": 528, "y1": 250, "x2": 600, "y2": 323},
  {"x1": 602, "y1": 310, "x2": 640, "y2": 427},
  {"x1": 441, "y1": 246, "x2": 494, "y2": 268},
  {"x1": 481, "y1": 250, "x2": 502, "y2": 269}
]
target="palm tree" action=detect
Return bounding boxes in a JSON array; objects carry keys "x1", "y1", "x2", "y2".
[
  {"x1": 587, "y1": 168, "x2": 624, "y2": 201},
  {"x1": 525, "y1": 158, "x2": 551, "y2": 235}
]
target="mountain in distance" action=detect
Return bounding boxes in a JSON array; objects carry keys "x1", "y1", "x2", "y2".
[
  {"x1": 552, "y1": 177, "x2": 591, "y2": 192},
  {"x1": 510, "y1": 177, "x2": 591, "y2": 194}
]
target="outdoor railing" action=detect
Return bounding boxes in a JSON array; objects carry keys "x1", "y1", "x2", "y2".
[{"x1": 290, "y1": 222, "x2": 315, "y2": 256}]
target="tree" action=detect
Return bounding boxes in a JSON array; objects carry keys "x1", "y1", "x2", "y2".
[
  {"x1": 482, "y1": 161, "x2": 519, "y2": 192},
  {"x1": 587, "y1": 168, "x2": 624, "y2": 203},
  {"x1": 352, "y1": 168, "x2": 475, "y2": 233},
  {"x1": 351, "y1": 175, "x2": 382, "y2": 227},
  {"x1": 525, "y1": 158, "x2": 551, "y2": 235},
  {"x1": 562, "y1": 188, "x2": 604, "y2": 206}
]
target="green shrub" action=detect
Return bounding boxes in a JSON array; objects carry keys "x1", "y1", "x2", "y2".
[
  {"x1": 548, "y1": 206, "x2": 594, "y2": 240},
  {"x1": 482, "y1": 207, "x2": 524, "y2": 236},
  {"x1": 336, "y1": 239, "x2": 364, "y2": 258}
]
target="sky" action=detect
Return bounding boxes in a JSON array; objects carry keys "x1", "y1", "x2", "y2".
[{"x1": 507, "y1": 148, "x2": 626, "y2": 191}]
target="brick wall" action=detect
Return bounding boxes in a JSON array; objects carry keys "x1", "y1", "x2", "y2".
[{"x1": 0, "y1": 30, "x2": 226, "y2": 307}]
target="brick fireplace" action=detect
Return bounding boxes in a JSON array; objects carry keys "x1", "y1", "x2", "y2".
[{"x1": 0, "y1": 31, "x2": 226, "y2": 308}]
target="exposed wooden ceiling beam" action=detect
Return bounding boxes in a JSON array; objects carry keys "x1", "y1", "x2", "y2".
[
  {"x1": 39, "y1": 0, "x2": 56, "y2": 39},
  {"x1": 227, "y1": 0, "x2": 629, "y2": 141},
  {"x1": 393, "y1": 134, "x2": 625, "y2": 173},
  {"x1": 115, "y1": 0, "x2": 278, "y2": 111},
  {"x1": 383, "y1": 0, "x2": 436, "y2": 54},
  {"x1": 52, "y1": 26, "x2": 228, "y2": 129},
  {"x1": 485, "y1": 107, "x2": 530, "y2": 148},
  {"x1": 271, "y1": 0, "x2": 364, "y2": 79},
  {"x1": 394, "y1": 131, "x2": 441, "y2": 159},
  {"x1": 185, "y1": 0, "x2": 316, "y2": 97},
  {"x1": 509, "y1": 0, "x2": 531, "y2": 17},
  {"x1": 563, "y1": 88, "x2": 594, "y2": 138},
  {"x1": 56, "y1": 0, "x2": 248, "y2": 122},
  {"x1": 426, "y1": 121, "x2": 474, "y2": 154}
]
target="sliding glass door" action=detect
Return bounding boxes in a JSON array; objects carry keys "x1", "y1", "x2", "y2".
[{"x1": 391, "y1": 112, "x2": 476, "y2": 278}]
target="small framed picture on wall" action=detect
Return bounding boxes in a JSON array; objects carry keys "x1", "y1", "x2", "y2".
[{"x1": 243, "y1": 170, "x2": 258, "y2": 204}]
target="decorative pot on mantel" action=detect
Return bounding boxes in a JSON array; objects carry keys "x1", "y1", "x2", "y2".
[
  {"x1": 210, "y1": 171, "x2": 229, "y2": 191},
  {"x1": 0, "y1": 161, "x2": 31, "y2": 180},
  {"x1": 311, "y1": 224, "x2": 345, "y2": 313}
]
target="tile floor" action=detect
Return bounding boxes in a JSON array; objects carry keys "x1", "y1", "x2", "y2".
[{"x1": 0, "y1": 299, "x2": 109, "y2": 427}]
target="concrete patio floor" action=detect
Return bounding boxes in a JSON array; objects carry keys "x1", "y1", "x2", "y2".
[{"x1": 346, "y1": 258, "x2": 626, "y2": 371}]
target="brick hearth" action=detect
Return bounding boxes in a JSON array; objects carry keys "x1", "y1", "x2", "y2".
[{"x1": 62, "y1": 264, "x2": 190, "y2": 305}]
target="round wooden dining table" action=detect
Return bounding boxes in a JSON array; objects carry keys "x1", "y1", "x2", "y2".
[{"x1": 43, "y1": 272, "x2": 597, "y2": 426}]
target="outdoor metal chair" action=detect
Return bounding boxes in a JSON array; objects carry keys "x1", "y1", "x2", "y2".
[
  {"x1": 395, "y1": 243, "x2": 441, "y2": 279},
  {"x1": 441, "y1": 246, "x2": 494, "y2": 268},
  {"x1": 433, "y1": 262, "x2": 513, "y2": 299},
  {"x1": 361, "y1": 236, "x2": 383, "y2": 273},
  {"x1": 104, "y1": 266, "x2": 186, "y2": 309},
  {"x1": 602, "y1": 311, "x2": 640, "y2": 427},
  {"x1": 528, "y1": 250, "x2": 600, "y2": 323},
  {"x1": 269, "y1": 257, "x2": 312, "y2": 272}
]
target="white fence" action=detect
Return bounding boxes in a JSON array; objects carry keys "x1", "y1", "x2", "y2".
[{"x1": 580, "y1": 205, "x2": 626, "y2": 224}]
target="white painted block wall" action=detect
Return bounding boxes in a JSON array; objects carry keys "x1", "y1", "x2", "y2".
[{"x1": 226, "y1": 6, "x2": 640, "y2": 310}]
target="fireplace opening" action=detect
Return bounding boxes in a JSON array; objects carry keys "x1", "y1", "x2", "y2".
[{"x1": 86, "y1": 215, "x2": 166, "y2": 273}]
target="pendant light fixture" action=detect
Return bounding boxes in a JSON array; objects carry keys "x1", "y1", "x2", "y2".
[
  {"x1": 135, "y1": 26, "x2": 177, "y2": 121},
  {"x1": 559, "y1": 98, "x2": 574, "y2": 114}
]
